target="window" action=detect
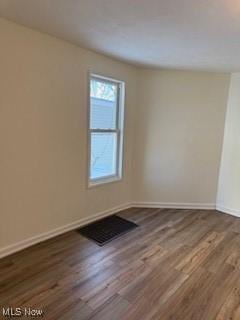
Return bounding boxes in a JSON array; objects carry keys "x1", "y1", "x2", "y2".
[{"x1": 88, "y1": 74, "x2": 125, "y2": 186}]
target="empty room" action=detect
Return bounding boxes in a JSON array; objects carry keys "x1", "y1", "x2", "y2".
[{"x1": 1, "y1": 0, "x2": 240, "y2": 319}]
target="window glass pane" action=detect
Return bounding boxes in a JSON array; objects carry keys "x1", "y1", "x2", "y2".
[
  {"x1": 90, "y1": 79, "x2": 117, "y2": 129},
  {"x1": 90, "y1": 132, "x2": 117, "y2": 180}
]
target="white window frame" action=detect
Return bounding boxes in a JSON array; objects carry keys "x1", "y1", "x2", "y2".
[{"x1": 88, "y1": 73, "x2": 125, "y2": 187}]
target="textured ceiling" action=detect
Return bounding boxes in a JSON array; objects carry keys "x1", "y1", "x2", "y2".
[{"x1": 1, "y1": 0, "x2": 240, "y2": 71}]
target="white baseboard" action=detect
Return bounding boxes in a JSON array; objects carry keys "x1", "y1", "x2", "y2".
[
  {"x1": 216, "y1": 205, "x2": 240, "y2": 218},
  {"x1": 0, "y1": 202, "x2": 131, "y2": 259},
  {"x1": 132, "y1": 201, "x2": 216, "y2": 210},
  {"x1": 1, "y1": 201, "x2": 234, "y2": 259}
]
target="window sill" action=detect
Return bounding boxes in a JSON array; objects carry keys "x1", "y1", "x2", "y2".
[{"x1": 88, "y1": 176, "x2": 122, "y2": 188}]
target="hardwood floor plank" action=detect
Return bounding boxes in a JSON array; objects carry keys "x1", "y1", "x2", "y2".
[
  {"x1": 1, "y1": 208, "x2": 240, "y2": 320},
  {"x1": 215, "y1": 279, "x2": 240, "y2": 320},
  {"x1": 151, "y1": 264, "x2": 237, "y2": 320},
  {"x1": 175, "y1": 231, "x2": 225, "y2": 275},
  {"x1": 202, "y1": 231, "x2": 240, "y2": 273},
  {"x1": 86, "y1": 294, "x2": 131, "y2": 320}
]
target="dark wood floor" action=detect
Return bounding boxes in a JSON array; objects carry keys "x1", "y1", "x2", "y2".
[{"x1": 1, "y1": 208, "x2": 240, "y2": 319}]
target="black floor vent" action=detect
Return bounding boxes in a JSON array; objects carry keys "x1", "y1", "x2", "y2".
[{"x1": 77, "y1": 215, "x2": 138, "y2": 246}]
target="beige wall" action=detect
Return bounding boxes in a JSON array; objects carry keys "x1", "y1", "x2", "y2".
[
  {"x1": 0, "y1": 19, "x2": 137, "y2": 250},
  {"x1": 217, "y1": 73, "x2": 240, "y2": 214},
  {"x1": 0, "y1": 18, "x2": 233, "y2": 255},
  {"x1": 133, "y1": 69, "x2": 230, "y2": 205}
]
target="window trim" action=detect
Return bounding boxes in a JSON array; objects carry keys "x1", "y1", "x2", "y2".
[{"x1": 87, "y1": 73, "x2": 125, "y2": 188}]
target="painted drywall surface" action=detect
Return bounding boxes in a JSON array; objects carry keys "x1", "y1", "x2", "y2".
[
  {"x1": 217, "y1": 73, "x2": 240, "y2": 212},
  {"x1": 133, "y1": 69, "x2": 230, "y2": 204},
  {"x1": 0, "y1": 18, "x2": 233, "y2": 253},
  {"x1": 0, "y1": 19, "x2": 137, "y2": 249}
]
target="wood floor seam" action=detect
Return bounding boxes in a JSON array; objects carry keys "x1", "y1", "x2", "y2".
[{"x1": 1, "y1": 208, "x2": 240, "y2": 320}]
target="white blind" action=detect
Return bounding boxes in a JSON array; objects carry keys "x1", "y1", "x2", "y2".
[{"x1": 90, "y1": 78, "x2": 119, "y2": 180}]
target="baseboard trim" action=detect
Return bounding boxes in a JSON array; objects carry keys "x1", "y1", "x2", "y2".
[
  {"x1": 1, "y1": 201, "x2": 232, "y2": 259},
  {"x1": 0, "y1": 203, "x2": 131, "y2": 259},
  {"x1": 132, "y1": 202, "x2": 216, "y2": 210},
  {"x1": 216, "y1": 205, "x2": 240, "y2": 218}
]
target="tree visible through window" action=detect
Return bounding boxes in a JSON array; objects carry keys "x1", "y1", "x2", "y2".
[
  {"x1": 91, "y1": 79, "x2": 116, "y2": 101},
  {"x1": 89, "y1": 75, "x2": 124, "y2": 185}
]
